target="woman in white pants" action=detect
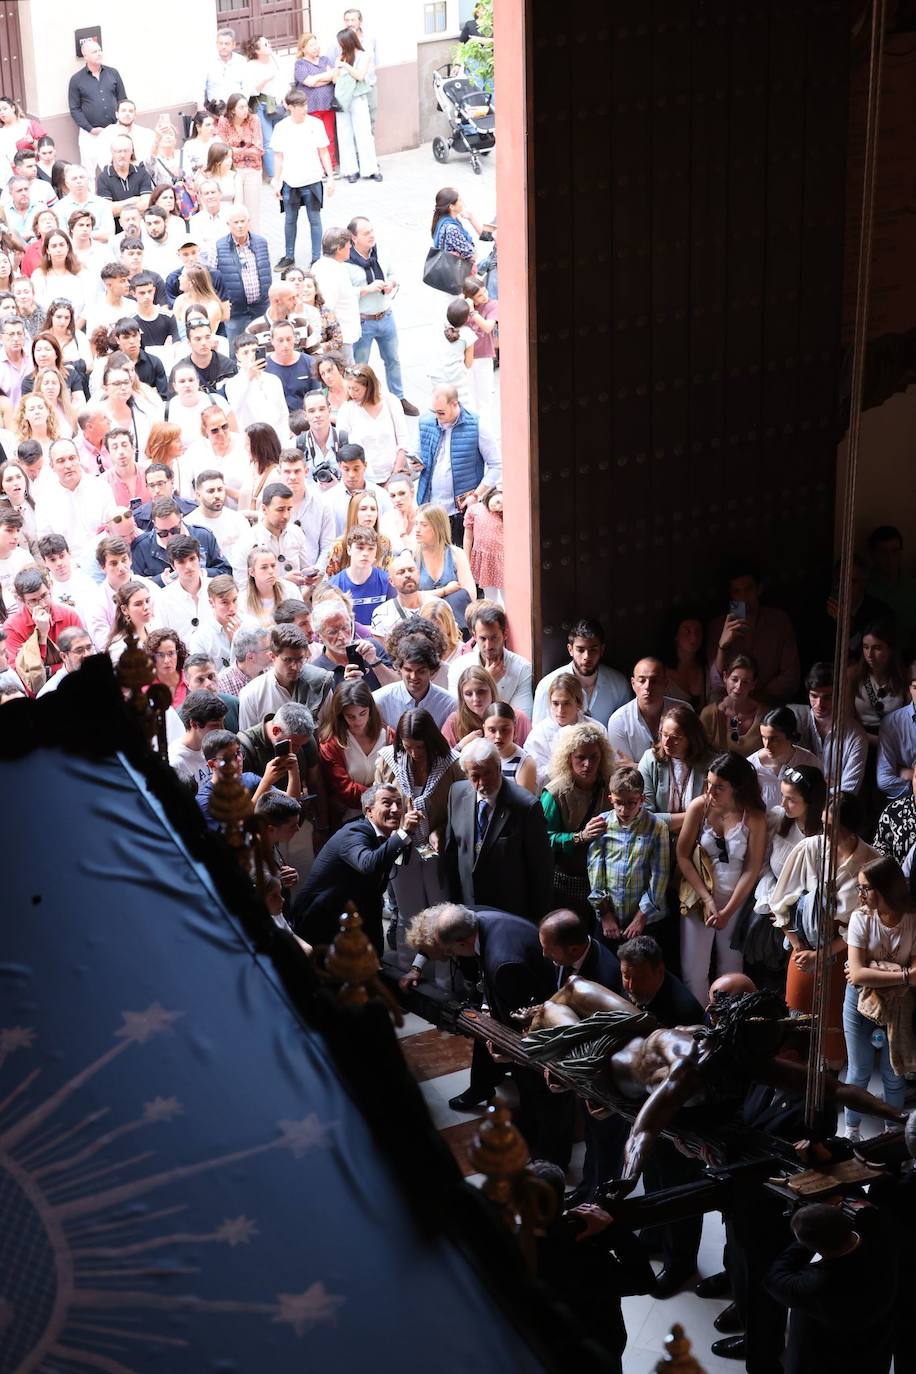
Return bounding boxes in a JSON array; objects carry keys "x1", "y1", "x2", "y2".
[
  {"x1": 334, "y1": 28, "x2": 380, "y2": 182},
  {"x1": 676, "y1": 751, "x2": 768, "y2": 1008}
]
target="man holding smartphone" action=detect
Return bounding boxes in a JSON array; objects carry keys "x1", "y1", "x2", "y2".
[{"x1": 706, "y1": 569, "x2": 800, "y2": 703}]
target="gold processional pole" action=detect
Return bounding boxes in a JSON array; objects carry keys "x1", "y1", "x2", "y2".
[{"x1": 806, "y1": 0, "x2": 886, "y2": 1129}]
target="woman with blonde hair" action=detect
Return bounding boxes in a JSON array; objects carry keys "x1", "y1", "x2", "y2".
[
  {"x1": 419, "y1": 598, "x2": 461, "y2": 671},
  {"x1": 243, "y1": 547, "x2": 299, "y2": 625},
  {"x1": 325, "y1": 490, "x2": 392, "y2": 575},
  {"x1": 37, "y1": 366, "x2": 77, "y2": 438},
  {"x1": 415, "y1": 501, "x2": 477, "y2": 623},
  {"x1": 441, "y1": 661, "x2": 532, "y2": 749},
  {"x1": 172, "y1": 262, "x2": 226, "y2": 337},
  {"x1": 525, "y1": 671, "x2": 599, "y2": 790},
  {"x1": 540, "y1": 721, "x2": 617, "y2": 921},
  {"x1": 13, "y1": 393, "x2": 58, "y2": 453}
]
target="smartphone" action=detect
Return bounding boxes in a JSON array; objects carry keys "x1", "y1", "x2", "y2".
[
  {"x1": 728, "y1": 599, "x2": 747, "y2": 621},
  {"x1": 345, "y1": 643, "x2": 365, "y2": 667},
  {"x1": 273, "y1": 740, "x2": 291, "y2": 757}
]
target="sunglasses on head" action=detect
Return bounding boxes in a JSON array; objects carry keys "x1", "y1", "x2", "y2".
[
  {"x1": 783, "y1": 767, "x2": 805, "y2": 785},
  {"x1": 208, "y1": 422, "x2": 230, "y2": 433},
  {"x1": 110, "y1": 511, "x2": 132, "y2": 524}
]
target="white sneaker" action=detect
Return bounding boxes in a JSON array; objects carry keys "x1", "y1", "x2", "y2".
[{"x1": 847, "y1": 1126, "x2": 862, "y2": 1143}]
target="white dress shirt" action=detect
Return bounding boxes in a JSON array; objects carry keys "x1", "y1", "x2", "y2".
[
  {"x1": 36, "y1": 476, "x2": 116, "y2": 566},
  {"x1": 289, "y1": 487, "x2": 335, "y2": 567},
  {"x1": 223, "y1": 370, "x2": 291, "y2": 444},
  {"x1": 189, "y1": 619, "x2": 233, "y2": 669},
  {"x1": 606, "y1": 696, "x2": 686, "y2": 764},
  {"x1": 157, "y1": 572, "x2": 215, "y2": 643},
  {"x1": 85, "y1": 574, "x2": 160, "y2": 650},
  {"x1": 326, "y1": 481, "x2": 393, "y2": 536},
  {"x1": 789, "y1": 705, "x2": 869, "y2": 795},
  {"x1": 533, "y1": 663, "x2": 632, "y2": 725},
  {"x1": 234, "y1": 521, "x2": 312, "y2": 589},
  {"x1": 372, "y1": 681, "x2": 456, "y2": 730}
]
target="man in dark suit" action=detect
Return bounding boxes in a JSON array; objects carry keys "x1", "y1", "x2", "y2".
[
  {"x1": 616, "y1": 934, "x2": 705, "y2": 1297},
  {"x1": 766, "y1": 1204, "x2": 895, "y2": 1374},
  {"x1": 418, "y1": 903, "x2": 567, "y2": 1161},
  {"x1": 539, "y1": 908, "x2": 623, "y2": 1202},
  {"x1": 292, "y1": 783, "x2": 420, "y2": 954},
  {"x1": 443, "y1": 739, "x2": 553, "y2": 921},
  {"x1": 538, "y1": 908, "x2": 622, "y2": 993}
]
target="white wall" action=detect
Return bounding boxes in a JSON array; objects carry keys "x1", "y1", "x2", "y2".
[{"x1": 18, "y1": 0, "x2": 214, "y2": 118}]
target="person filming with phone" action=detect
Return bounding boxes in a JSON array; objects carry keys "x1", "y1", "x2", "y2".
[
  {"x1": 311, "y1": 597, "x2": 395, "y2": 691},
  {"x1": 237, "y1": 701, "x2": 329, "y2": 851},
  {"x1": 705, "y1": 567, "x2": 800, "y2": 705}
]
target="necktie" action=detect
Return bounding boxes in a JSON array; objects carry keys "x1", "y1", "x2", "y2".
[{"x1": 475, "y1": 798, "x2": 490, "y2": 855}]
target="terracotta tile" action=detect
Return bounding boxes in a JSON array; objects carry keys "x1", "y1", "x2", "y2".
[
  {"x1": 439, "y1": 1116, "x2": 489, "y2": 1175},
  {"x1": 399, "y1": 1028, "x2": 473, "y2": 1082}
]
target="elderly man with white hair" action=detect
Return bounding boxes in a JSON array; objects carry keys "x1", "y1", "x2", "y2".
[{"x1": 442, "y1": 737, "x2": 554, "y2": 922}]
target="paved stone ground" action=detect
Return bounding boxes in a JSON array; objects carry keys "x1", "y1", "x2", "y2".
[{"x1": 258, "y1": 137, "x2": 499, "y2": 427}]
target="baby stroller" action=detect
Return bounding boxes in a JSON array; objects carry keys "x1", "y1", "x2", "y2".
[{"x1": 431, "y1": 64, "x2": 495, "y2": 175}]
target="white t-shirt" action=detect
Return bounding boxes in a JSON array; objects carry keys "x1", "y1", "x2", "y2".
[
  {"x1": 433, "y1": 327, "x2": 476, "y2": 405},
  {"x1": 847, "y1": 909, "x2": 916, "y2": 967},
  {"x1": 270, "y1": 114, "x2": 329, "y2": 188},
  {"x1": 0, "y1": 546, "x2": 33, "y2": 598},
  {"x1": 169, "y1": 738, "x2": 210, "y2": 787}
]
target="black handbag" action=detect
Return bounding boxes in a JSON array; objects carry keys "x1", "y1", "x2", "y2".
[{"x1": 422, "y1": 246, "x2": 468, "y2": 294}]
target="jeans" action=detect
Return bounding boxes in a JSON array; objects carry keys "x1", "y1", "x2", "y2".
[
  {"x1": 353, "y1": 308, "x2": 404, "y2": 397},
  {"x1": 256, "y1": 104, "x2": 285, "y2": 178},
  {"x1": 842, "y1": 981, "x2": 905, "y2": 1127},
  {"x1": 226, "y1": 303, "x2": 266, "y2": 346},
  {"x1": 283, "y1": 181, "x2": 324, "y2": 264}
]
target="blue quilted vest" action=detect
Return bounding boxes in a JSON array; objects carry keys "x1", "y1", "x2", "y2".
[{"x1": 417, "y1": 407, "x2": 483, "y2": 506}]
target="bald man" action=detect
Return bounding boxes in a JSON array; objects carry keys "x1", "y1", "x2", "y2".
[{"x1": 607, "y1": 657, "x2": 691, "y2": 764}]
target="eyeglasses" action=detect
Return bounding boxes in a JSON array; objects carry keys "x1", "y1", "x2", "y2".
[
  {"x1": 153, "y1": 649, "x2": 177, "y2": 661},
  {"x1": 713, "y1": 835, "x2": 730, "y2": 864},
  {"x1": 856, "y1": 883, "x2": 873, "y2": 895}
]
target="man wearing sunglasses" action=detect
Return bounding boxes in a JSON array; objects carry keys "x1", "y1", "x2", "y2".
[{"x1": 130, "y1": 495, "x2": 231, "y2": 587}]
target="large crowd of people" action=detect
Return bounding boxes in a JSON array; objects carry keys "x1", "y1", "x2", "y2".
[{"x1": 3, "y1": 15, "x2": 916, "y2": 1372}]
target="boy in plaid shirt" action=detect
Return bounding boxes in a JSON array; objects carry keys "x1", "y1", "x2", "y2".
[{"x1": 587, "y1": 766, "x2": 669, "y2": 943}]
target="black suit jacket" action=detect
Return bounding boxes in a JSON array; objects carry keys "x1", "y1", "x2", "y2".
[
  {"x1": 291, "y1": 817, "x2": 409, "y2": 953},
  {"x1": 475, "y1": 909, "x2": 555, "y2": 1022},
  {"x1": 643, "y1": 971, "x2": 703, "y2": 1028},
  {"x1": 561, "y1": 937, "x2": 621, "y2": 994},
  {"x1": 444, "y1": 778, "x2": 554, "y2": 922}
]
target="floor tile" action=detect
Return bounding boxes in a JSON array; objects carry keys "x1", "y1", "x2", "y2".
[
  {"x1": 417, "y1": 1068, "x2": 477, "y2": 1130},
  {"x1": 399, "y1": 1028, "x2": 473, "y2": 1082},
  {"x1": 394, "y1": 1011, "x2": 430, "y2": 1040},
  {"x1": 439, "y1": 1116, "x2": 490, "y2": 1175}
]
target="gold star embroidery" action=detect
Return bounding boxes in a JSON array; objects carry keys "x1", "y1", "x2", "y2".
[{"x1": 273, "y1": 1283, "x2": 345, "y2": 1335}]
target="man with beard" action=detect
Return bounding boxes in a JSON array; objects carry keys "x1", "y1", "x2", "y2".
[
  {"x1": 187, "y1": 470, "x2": 251, "y2": 579},
  {"x1": 370, "y1": 549, "x2": 423, "y2": 637}
]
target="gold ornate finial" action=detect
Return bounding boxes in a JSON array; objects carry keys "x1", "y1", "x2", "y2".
[
  {"x1": 116, "y1": 628, "x2": 170, "y2": 754},
  {"x1": 322, "y1": 905, "x2": 403, "y2": 1024},
  {"x1": 468, "y1": 1100, "x2": 556, "y2": 1271},
  {"x1": 655, "y1": 1323, "x2": 705, "y2": 1373}
]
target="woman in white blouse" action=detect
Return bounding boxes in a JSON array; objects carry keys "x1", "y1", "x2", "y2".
[
  {"x1": 770, "y1": 790, "x2": 878, "y2": 1066},
  {"x1": 748, "y1": 706, "x2": 822, "y2": 808},
  {"x1": 336, "y1": 363, "x2": 409, "y2": 486},
  {"x1": 755, "y1": 765, "x2": 827, "y2": 916}
]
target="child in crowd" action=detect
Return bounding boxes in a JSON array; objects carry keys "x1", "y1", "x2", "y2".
[
  {"x1": 586, "y1": 766, "x2": 670, "y2": 947},
  {"x1": 432, "y1": 297, "x2": 476, "y2": 407},
  {"x1": 462, "y1": 273, "x2": 498, "y2": 423},
  {"x1": 463, "y1": 483, "x2": 503, "y2": 603}
]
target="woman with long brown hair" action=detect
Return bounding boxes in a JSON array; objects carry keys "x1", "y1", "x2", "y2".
[
  {"x1": 30, "y1": 230, "x2": 88, "y2": 324},
  {"x1": 333, "y1": 26, "x2": 379, "y2": 183},
  {"x1": 106, "y1": 580, "x2": 157, "y2": 663},
  {"x1": 843, "y1": 853, "x2": 916, "y2": 1139},
  {"x1": 441, "y1": 662, "x2": 532, "y2": 750},
  {"x1": 318, "y1": 678, "x2": 391, "y2": 828},
  {"x1": 215, "y1": 91, "x2": 264, "y2": 229},
  {"x1": 677, "y1": 750, "x2": 768, "y2": 1006},
  {"x1": 324, "y1": 490, "x2": 392, "y2": 575},
  {"x1": 238, "y1": 421, "x2": 281, "y2": 515}
]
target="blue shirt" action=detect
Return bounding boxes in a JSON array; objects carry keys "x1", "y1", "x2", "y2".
[
  {"x1": 196, "y1": 771, "x2": 262, "y2": 831},
  {"x1": 330, "y1": 566, "x2": 394, "y2": 614},
  {"x1": 877, "y1": 703, "x2": 916, "y2": 799}
]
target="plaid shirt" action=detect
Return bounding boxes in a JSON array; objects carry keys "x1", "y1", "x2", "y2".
[
  {"x1": 235, "y1": 236, "x2": 261, "y2": 306},
  {"x1": 586, "y1": 807, "x2": 670, "y2": 924},
  {"x1": 217, "y1": 664, "x2": 249, "y2": 697}
]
